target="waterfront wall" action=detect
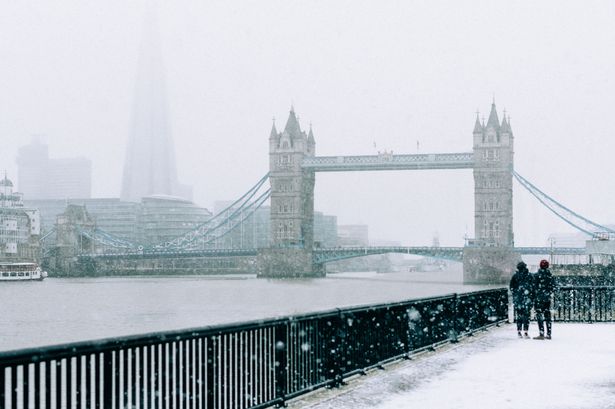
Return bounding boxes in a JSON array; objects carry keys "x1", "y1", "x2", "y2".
[{"x1": 46, "y1": 255, "x2": 257, "y2": 277}]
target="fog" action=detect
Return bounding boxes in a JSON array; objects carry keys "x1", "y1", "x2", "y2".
[{"x1": 1, "y1": 0, "x2": 614, "y2": 247}]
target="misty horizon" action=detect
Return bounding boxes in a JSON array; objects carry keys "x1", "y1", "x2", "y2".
[{"x1": 2, "y1": 1, "x2": 614, "y2": 247}]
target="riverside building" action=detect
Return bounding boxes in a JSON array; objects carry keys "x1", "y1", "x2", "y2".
[{"x1": 0, "y1": 175, "x2": 41, "y2": 261}]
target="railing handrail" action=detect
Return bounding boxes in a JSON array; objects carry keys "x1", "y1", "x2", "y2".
[{"x1": 553, "y1": 285, "x2": 615, "y2": 323}]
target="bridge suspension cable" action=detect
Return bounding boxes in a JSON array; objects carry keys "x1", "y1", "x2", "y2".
[
  {"x1": 75, "y1": 226, "x2": 137, "y2": 249},
  {"x1": 512, "y1": 170, "x2": 614, "y2": 237},
  {"x1": 174, "y1": 188, "x2": 271, "y2": 251},
  {"x1": 151, "y1": 173, "x2": 270, "y2": 251},
  {"x1": 62, "y1": 173, "x2": 271, "y2": 255}
]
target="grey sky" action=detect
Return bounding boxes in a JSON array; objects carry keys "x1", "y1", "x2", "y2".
[{"x1": 1, "y1": 1, "x2": 614, "y2": 246}]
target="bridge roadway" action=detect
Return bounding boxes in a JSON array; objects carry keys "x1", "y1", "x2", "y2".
[
  {"x1": 290, "y1": 323, "x2": 615, "y2": 409},
  {"x1": 80, "y1": 246, "x2": 586, "y2": 263},
  {"x1": 301, "y1": 152, "x2": 474, "y2": 172}
]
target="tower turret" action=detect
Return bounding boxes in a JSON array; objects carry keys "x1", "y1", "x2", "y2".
[
  {"x1": 472, "y1": 102, "x2": 514, "y2": 247},
  {"x1": 269, "y1": 121, "x2": 278, "y2": 139},
  {"x1": 269, "y1": 120, "x2": 279, "y2": 152},
  {"x1": 307, "y1": 124, "x2": 316, "y2": 155},
  {"x1": 260, "y1": 107, "x2": 318, "y2": 277},
  {"x1": 268, "y1": 106, "x2": 315, "y2": 247},
  {"x1": 465, "y1": 102, "x2": 519, "y2": 284},
  {"x1": 473, "y1": 112, "x2": 485, "y2": 144}
]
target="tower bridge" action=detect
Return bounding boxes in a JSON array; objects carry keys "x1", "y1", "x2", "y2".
[
  {"x1": 261, "y1": 102, "x2": 517, "y2": 282},
  {"x1": 52, "y1": 101, "x2": 611, "y2": 283}
]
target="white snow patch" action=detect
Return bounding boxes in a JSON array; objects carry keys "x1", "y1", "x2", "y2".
[{"x1": 295, "y1": 324, "x2": 615, "y2": 409}]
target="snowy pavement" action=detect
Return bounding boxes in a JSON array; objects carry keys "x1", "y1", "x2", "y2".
[{"x1": 291, "y1": 323, "x2": 615, "y2": 409}]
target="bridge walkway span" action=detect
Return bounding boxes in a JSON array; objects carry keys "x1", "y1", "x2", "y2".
[{"x1": 291, "y1": 323, "x2": 615, "y2": 409}]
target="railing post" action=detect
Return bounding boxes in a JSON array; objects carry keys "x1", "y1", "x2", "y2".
[
  {"x1": 334, "y1": 309, "x2": 347, "y2": 386},
  {"x1": 274, "y1": 323, "x2": 288, "y2": 407},
  {"x1": 103, "y1": 351, "x2": 113, "y2": 409},
  {"x1": 322, "y1": 310, "x2": 345, "y2": 388},
  {"x1": 0, "y1": 366, "x2": 5, "y2": 409},
  {"x1": 450, "y1": 294, "x2": 459, "y2": 343},
  {"x1": 206, "y1": 337, "x2": 215, "y2": 409},
  {"x1": 589, "y1": 288, "x2": 594, "y2": 323}
]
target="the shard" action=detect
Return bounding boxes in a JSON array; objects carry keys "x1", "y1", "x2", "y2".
[{"x1": 120, "y1": 3, "x2": 191, "y2": 202}]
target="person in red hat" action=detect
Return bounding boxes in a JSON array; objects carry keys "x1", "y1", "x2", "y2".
[{"x1": 533, "y1": 259, "x2": 555, "y2": 339}]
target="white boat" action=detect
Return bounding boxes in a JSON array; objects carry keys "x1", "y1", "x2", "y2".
[{"x1": 0, "y1": 262, "x2": 47, "y2": 281}]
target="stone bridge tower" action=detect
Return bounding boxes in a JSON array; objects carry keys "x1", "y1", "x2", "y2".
[
  {"x1": 51, "y1": 204, "x2": 97, "y2": 274},
  {"x1": 464, "y1": 102, "x2": 520, "y2": 283},
  {"x1": 258, "y1": 107, "x2": 320, "y2": 277}
]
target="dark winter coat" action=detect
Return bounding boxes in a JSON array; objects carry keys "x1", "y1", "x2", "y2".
[
  {"x1": 533, "y1": 268, "x2": 555, "y2": 303},
  {"x1": 509, "y1": 267, "x2": 533, "y2": 307}
]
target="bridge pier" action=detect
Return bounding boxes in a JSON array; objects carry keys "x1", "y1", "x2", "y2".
[
  {"x1": 257, "y1": 248, "x2": 325, "y2": 278},
  {"x1": 462, "y1": 246, "x2": 520, "y2": 284}
]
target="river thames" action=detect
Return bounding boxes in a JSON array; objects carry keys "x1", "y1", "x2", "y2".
[{"x1": 0, "y1": 268, "x2": 497, "y2": 352}]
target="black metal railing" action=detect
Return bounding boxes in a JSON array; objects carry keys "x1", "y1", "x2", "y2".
[
  {"x1": 554, "y1": 286, "x2": 615, "y2": 322},
  {"x1": 0, "y1": 288, "x2": 508, "y2": 409}
]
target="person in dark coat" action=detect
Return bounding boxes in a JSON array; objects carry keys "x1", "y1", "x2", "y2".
[
  {"x1": 533, "y1": 259, "x2": 555, "y2": 339},
  {"x1": 509, "y1": 261, "x2": 533, "y2": 338}
]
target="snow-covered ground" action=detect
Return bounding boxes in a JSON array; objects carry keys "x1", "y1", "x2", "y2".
[{"x1": 292, "y1": 323, "x2": 615, "y2": 409}]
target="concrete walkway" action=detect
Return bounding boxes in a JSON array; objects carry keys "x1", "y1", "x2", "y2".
[{"x1": 290, "y1": 323, "x2": 615, "y2": 409}]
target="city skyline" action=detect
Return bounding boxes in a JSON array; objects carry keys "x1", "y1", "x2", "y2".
[{"x1": 1, "y1": 1, "x2": 614, "y2": 246}]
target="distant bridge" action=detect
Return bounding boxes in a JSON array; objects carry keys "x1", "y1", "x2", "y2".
[
  {"x1": 313, "y1": 246, "x2": 585, "y2": 264},
  {"x1": 79, "y1": 245, "x2": 586, "y2": 265},
  {"x1": 79, "y1": 248, "x2": 259, "y2": 261}
]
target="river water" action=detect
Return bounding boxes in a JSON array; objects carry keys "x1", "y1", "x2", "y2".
[{"x1": 0, "y1": 268, "x2": 496, "y2": 352}]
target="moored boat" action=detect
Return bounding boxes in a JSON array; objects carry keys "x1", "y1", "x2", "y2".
[{"x1": 0, "y1": 262, "x2": 47, "y2": 281}]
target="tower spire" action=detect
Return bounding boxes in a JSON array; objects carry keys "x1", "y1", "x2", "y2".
[
  {"x1": 284, "y1": 105, "x2": 301, "y2": 137},
  {"x1": 308, "y1": 123, "x2": 315, "y2": 144},
  {"x1": 269, "y1": 117, "x2": 278, "y2": 139},
  {"x1": 486, "y1": 101, "x2": 500, "y2": 129},
  {"x1": 473, "y1": 111, "x2": 483, "y2": 133}
]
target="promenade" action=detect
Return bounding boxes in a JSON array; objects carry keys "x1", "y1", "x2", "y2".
[{"x1": 291, "y1": 323, "x2": 615, "y2": 409}]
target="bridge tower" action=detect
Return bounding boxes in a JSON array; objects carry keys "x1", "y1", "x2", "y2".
[
  {"x1": 464, "y1": 102, "x2": 520, "y2": 283},
  {"x1": 257, "y1": 107, "x2": 321, "y2": 277}
]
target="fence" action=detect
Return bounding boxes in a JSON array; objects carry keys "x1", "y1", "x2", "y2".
[
  {"x1": 0, "y1": 288, "x2": 507, "y2": 409},
  {"x1": 554, "y1": 286, "x2": 615, "y2": 322}
]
